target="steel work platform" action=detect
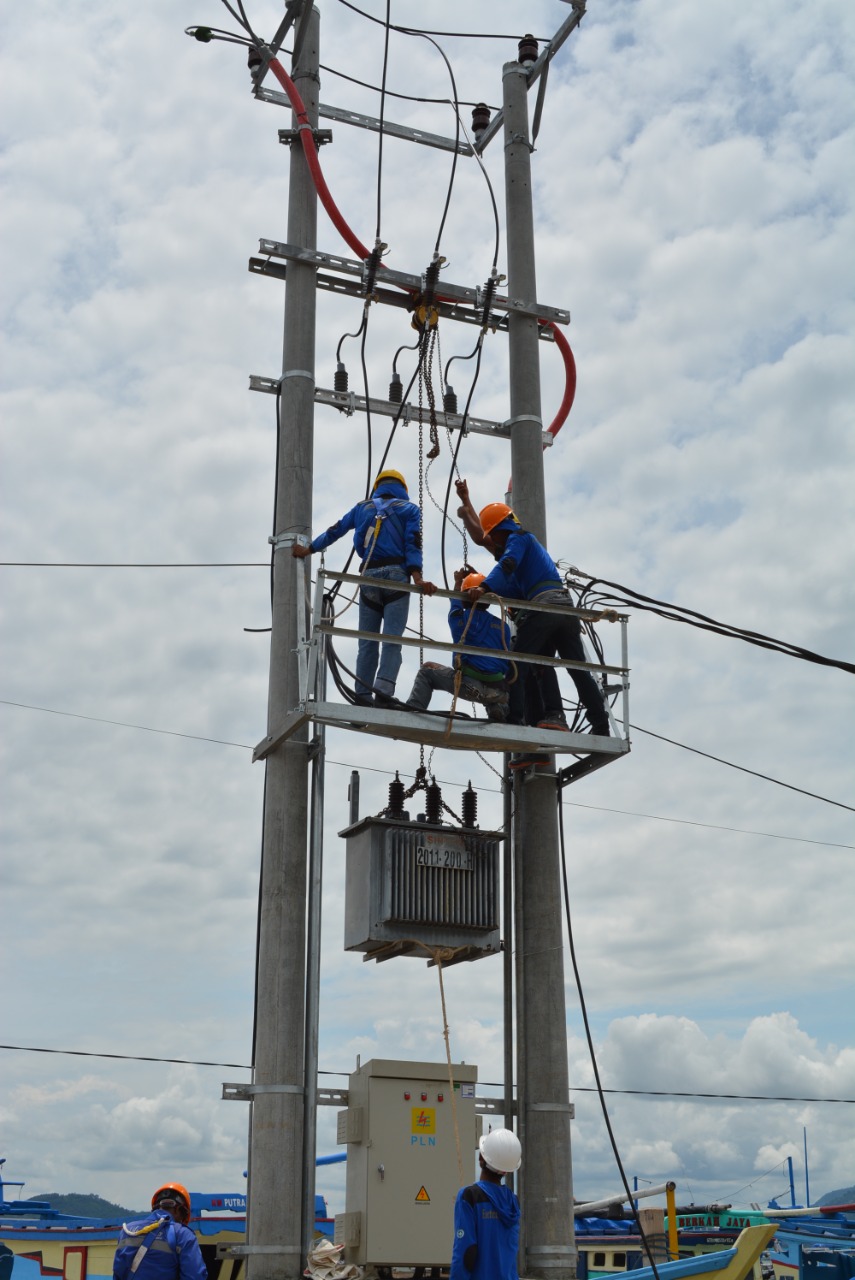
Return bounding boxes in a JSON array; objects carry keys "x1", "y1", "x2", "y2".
[{"x1": 253, "y1": 562, "x2": 631, "y2": 783}]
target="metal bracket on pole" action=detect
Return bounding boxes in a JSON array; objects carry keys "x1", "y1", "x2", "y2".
[
  {"x1": 217, "y1": 1245, "x2": 301, "y2": 1257},
  {"x1": 474, "y1": 5, "x2": 586, "y2": 154},
  {"x1": 222, "y1": 1082, "x2": 306, "y2": 1101},
  {"x1": 531, "y1": 61, "x2": 551, "y2": 145},
  {"x1": 317, "y1": 1087, "x2": 349, "y2": 1107},
  {"x1": 475, "y1": 1096, "x2": 516, "y2": 1115},
  {"x1": 530, "y1": 1102, "x2": 575, "y2": 1116},
  {"x1": 505, "y1": 414, "x2": 543, "y2": 429},
  {"x1": 248, "y1": 0, "x2": 308, "y2": 91},
  {"x1": 279, "y1": 127, "x2": 333, "y2": 147},
  {"x1": 252, "y1": 241, "x2": 571, "y2": 326},
  {"x1": 252, "y1": 379, "x2": 556, "y2": 446},
  {"x1": 255, "y1": 88, "x2": 472, "y2": 155},
  {"x1": 269, "y1": 532, "x2": 306, "y2": 551}
]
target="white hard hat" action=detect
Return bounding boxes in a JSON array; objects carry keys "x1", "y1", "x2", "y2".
[{"x1": 479, "y1": 1128, "x2": 522, "y2": 1174}]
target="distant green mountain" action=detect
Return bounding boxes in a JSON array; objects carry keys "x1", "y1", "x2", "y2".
[
  {"x1": 28, "y1": 1193, "x2": 144, "y2": 1219},
  {"x1": 817, "y1": 1186, "x2": 855, "y2": 1206}
]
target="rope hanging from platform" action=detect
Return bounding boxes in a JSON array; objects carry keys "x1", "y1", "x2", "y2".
[{"x1": 405, "y1": 939, "x2": 468, "y2": 1188}]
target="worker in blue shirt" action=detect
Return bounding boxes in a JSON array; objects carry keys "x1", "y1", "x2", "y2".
[
  {"x1": 455, "y1": 480, "x2": 609, "y2": 741},
  {"x1": 293, "y1": 469, "x2": 436, "y2": 704},
  {"x1": 405, "y1": 568, "x2": 511, "y2": 720},
  {"x1": 450, "y1": 1128, "x2": 521, "y2": 1280},
  {"x1": 113, "y1": 1183, "x2": 207, "y2": 1280}
]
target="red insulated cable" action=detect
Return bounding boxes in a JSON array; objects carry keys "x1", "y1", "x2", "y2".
[
  {"x1": 266, "y1": 57, "x2": 454, "y2": 308},
  {"x1": 539, "y1": 319, "x2": 576, "y2": 439},
  {"x1": 506, "y1": 320, "x2": 577, "y2": 493},
  {"x1": 267, "y1": 56, "x2": 578, "y2": 461},
  {"x1": 268, "y1": 57, "x2": 373, "y2": 261}
]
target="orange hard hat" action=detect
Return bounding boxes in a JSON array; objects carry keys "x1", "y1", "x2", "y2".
[
  {"x1": 373, "y1": 469, "x2": 407, "y2": 491},
  {"x1": 152, "y1": 1183, "x2": 191, "y2": 1222},
  {"x1": 462, "y1": 572, "x2": 485, "y2": 592},
  {"x1": 479, "y1": 502, "x2": 517, "y2": 535}
]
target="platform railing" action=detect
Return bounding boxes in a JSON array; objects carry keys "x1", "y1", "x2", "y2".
[{"x1": 253, "y1": 559, "x2": 630, "y2": 773}]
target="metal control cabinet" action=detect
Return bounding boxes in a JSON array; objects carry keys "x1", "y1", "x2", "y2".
[
  {"x1": 335, "y1": 1058, "x2": 478, "y2": 1268},
  {"x1": 340, "y1": 815, "x2": 503, "y2": 963}
]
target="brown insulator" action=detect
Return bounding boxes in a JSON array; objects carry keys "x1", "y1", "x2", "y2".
[
  {"x1": 471, "y1": 103, "x2": 491, "y2": 139},
  {"x1": 461, "y1": 782, "x2": 478, "y2": 829},
  {"x1": 334, "y1": 361, "x2": 348, "y2": 392},
  {"x1": 387, "y1": 771, "x2": 405, "y2": 818},
  {"x1": 388, "y1": 371, "x2": 403, "y2": 403},
  {"x1": 425, "y1": 779, "x2": 442, "y2": 825},
  {"x1": 518, "y1": 34, "x2": 538, "y2": 66},
  {"x1": 443, "y1": 386, "x2": 458, "y2": 415}
]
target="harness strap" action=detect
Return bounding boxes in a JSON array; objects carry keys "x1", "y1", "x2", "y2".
[{"x1": 127, "y1": 1216, "x2": 171, "y2": 1274}]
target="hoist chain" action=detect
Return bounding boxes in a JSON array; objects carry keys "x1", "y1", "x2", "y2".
[
  {"x1": 401, "y1": 765, "x2": 428, "y2": 800},
  {"x1": 425, "y1": 328, "x2": 440, "y2": 461}
]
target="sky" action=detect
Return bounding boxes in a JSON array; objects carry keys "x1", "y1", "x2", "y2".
[{"x1": 1, "y1": 0, "x2": 854, "y2": 1223}]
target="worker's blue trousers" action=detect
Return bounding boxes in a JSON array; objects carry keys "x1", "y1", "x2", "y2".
[{"x1": 356, "y1": 565, "x2": 410, "y2": 698}]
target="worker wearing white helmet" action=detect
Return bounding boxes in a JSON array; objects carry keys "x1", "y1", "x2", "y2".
[{"x1": 450, "y1": 1128, "x2": 521, "y2": 1280}]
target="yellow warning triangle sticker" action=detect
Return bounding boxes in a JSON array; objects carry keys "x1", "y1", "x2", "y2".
[{"x1": 415, "y1": 1187, "x2": 430, "y2": 1204}]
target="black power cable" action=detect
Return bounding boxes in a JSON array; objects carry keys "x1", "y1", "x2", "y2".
[
  {"x1": 333, "y1": 0, "x2": 547, "y2": 42},
  {"x1": 574, "y1": 575, "x2": 855, "y2": 677},
  {"x1": 630, "y1": 725, "x2": 855, "y2": 814},
  {"x1": 374, "y1": 0, "x2": 392, "y2": 243},
  {"x1": 318, "y1": 58, "x2": 496, "y2": 109},
  {"x1": 2, "y1": 1043, "x2": 853, "y2": 1103},
  {"x1": 557, "y1": 792, "x2": 662, "y2": 1280}
]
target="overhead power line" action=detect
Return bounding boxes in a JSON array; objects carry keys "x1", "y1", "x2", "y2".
[
  {"x1": 0, "y1": 700, "x2": 250, "y2": 749},
  {"x1": 1, "y1": 1044, "x2": 851, "y2": 1104},
  {"x1": 0, "y1": 562, "x2": 268, "y2": 568},
  {"x1": 332, "y1": 0, "x2": 547, "y2": 42},
  {"x1": 2, "y1": 699, "x2": 853, "y2": 836},
  {"x1": 5, "y1": 561, "x2": 851, "y2": 676},
  {"x1": 630, "y1": 725, "x2": 855, "y2": 814}
]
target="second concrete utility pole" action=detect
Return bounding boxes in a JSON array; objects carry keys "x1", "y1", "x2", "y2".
[{"x1": 502, "y1": 57, "x2": 577, "y2": 1280}]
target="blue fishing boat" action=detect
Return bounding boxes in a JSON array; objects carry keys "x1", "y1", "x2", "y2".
[{"x1": 0, "y1": 1164, "x2": 334, "y2": 1280}]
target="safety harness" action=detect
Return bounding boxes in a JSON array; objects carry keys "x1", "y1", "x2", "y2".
[{"x1": 122, "y1": 1215, "x2": 174, "y2": 1275}]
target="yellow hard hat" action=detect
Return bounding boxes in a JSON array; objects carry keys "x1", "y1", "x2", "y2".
[
  {"x1": 462, "y1": 572, "x2": 485, "y2": 592},
  {"x1": 373, "y1": 469, "x2": 407, "y2": 491},
  {"x1": 479, "y1": 502, "x2": 517, "y2": 535}
]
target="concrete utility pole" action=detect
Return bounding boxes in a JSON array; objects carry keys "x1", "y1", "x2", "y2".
[
  {"x1": 502, "y1": 60, "x2": 577, "y2": 1280},
  {"x1": 247, "y1": 11, "x2": 319, "y2": 1280}
]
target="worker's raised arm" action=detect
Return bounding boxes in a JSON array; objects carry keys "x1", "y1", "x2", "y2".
[{"x1": 455, "y1": 478, "x2": 498, "y2": 554}]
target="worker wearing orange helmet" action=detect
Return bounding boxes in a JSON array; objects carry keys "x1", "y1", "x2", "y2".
[
  {"x1": 293, "y1": 469, "x2": 436, "y2": 705},
  {"x1": 405, "y1": 567, "x2": 511, "y2": 719},
  {"x1": 113, "y1": 1184, "x2": 206, "y2": 1280},
  {"x1": 455, "y1": 478, "x2": 610, "y2": 746}
]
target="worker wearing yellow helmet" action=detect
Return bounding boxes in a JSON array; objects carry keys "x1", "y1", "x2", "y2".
[
  {"x1": 455, "y1": 478, "x2": 610, "y2": 757},
  {"x1": 293, "y1": 469, "x2": 436, "y2": 705},
  {"x1": 405, "y1": 567, "x2": 511, "y2": 720},
  {"x1": 113, "y1": 1183, "x2": 206, "y2": 1280}
]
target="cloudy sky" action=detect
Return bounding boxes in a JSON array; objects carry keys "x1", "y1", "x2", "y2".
[{"x1": 2, "y1": 0, "x2": 854, "y2": 1222}]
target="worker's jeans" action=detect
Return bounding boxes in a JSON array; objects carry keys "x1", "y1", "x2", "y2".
[
  {"x1": 356, "y1": 565, "x2": 410, "y2": 698},
  {"x1": 513, "y1": 589, "x2": 609, "y2": 732},
  {"x1": 406, "y1": 663, "x2": 509, "y2": 721}
]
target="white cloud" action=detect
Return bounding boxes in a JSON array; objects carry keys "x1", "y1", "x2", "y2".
[{"x1": 1, "y1": 0, "x2": 853, "y2": 1219}]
